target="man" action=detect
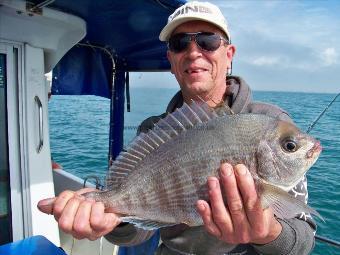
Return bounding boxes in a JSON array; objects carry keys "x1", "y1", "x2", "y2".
[{"x1": 38, "y1": 1, "x2": 316, "y2": 254}]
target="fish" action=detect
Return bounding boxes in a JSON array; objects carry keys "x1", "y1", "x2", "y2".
[{"x1": 83, "y1": 101, "x2": 322, "y2": 230}]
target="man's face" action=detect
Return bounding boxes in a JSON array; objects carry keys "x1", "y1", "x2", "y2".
[{"x1": 167, "y1": 21, "x2": 235, "y2": 103}]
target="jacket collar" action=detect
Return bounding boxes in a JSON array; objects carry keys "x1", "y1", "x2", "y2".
[{"x1": 166, "y1": 76, "x2": 252, "y2": 114}]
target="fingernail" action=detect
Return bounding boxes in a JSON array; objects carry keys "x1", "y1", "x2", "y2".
[
  {"x1": 236, "y1": 165, "x2": 247, "y2": 175},
  {"x1": 208, "y1": 178, "x2": 217, "y2": 189},
  {"x1": 197, "y1": 201, "x2": 205, "y2": 211},
  {"x1": 38, "y1": 197, "x2": 55, "y2": 206},
  {"x1": 221, "y1": 164, "x2": 232, "y2": 177}
]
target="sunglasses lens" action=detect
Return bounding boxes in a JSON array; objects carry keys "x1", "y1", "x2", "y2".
[
  {"x1": 168, "y1": 33, "x2": 190, "y2": 53},
  {"x1": 168, "y1": 32, "x2": 224, "y2": 53},
  {"x1": 196, "y1": 33, "x2": 221, "y2": 51}
]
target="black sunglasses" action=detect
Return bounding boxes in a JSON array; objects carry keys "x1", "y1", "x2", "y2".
[{"x1": 168, "y1": 32, "x2": 229, "y2": 53}]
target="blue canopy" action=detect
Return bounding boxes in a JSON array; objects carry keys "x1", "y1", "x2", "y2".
[
  {"x1": 36, "y1": 0, "x2": 186, "y2": 159},
  {"x1": 29, "y1": 0, "x2": 186, "y2": 98}
]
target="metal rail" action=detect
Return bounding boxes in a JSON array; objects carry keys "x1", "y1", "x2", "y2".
[{"x1": 28, "y1": 0, "x2": 55, "y2": 11}]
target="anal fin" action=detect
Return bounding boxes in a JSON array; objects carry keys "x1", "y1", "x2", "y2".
[{"x1": 120, "y1": 217, "x2": 177, "y2": 230}]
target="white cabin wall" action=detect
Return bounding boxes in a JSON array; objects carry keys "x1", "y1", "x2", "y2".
[
  {"x1": 1, "y1": 0, "x2": 86, "y2": 247},
  {"x1": 22, "y1": 44, "x2": 60, "y2": 245},
  {"x1": 0, "y1": 41, "x2": 59, "y2": 245}
]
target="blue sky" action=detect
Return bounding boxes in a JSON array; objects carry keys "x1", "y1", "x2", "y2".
[{"x1": 132, "y1": 0, "x2": 340, "y2": 93}]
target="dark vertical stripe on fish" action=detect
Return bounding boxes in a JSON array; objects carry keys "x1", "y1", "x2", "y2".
[{"x1": 156, "y1": 170, "x2": 171, "y2": 212}]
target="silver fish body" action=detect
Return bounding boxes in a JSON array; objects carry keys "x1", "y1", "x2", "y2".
[{"x1": 85, "y1": 102, "x2": 322, "y2": 229}]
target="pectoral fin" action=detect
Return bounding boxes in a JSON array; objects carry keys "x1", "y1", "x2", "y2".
[{"x1": 260, "y1": 182, "x2": 323, "y2": 221}]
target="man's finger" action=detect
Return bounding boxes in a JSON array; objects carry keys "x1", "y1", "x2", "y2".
[
  {"x1": 53, "y1": 191, "x2": 77, "y2": 220},
  {"x1": 234, "y1": 164, "x2": 264, "y2": 231},
  {"x1": 220, "y1": 164, "x2": 249, "y2": 241},
  {"x1": 58, "y1": 197, "x2": 82, "y2": 233},
  {"x1": 197, "y1": 200, "x2": 222, "y2": 237},
  {"x1": 90, "y1": 202, "x2": 109, "y2": 232},
  {"x1": 207, "y1": 176, "x2": 233, "y2": 235},
  {"x1": 95, "y1": 213, "x2": 122, "y2": 238},
  {"x1": 72, "y1": 200, "x2": 94, "y2": 238},
  {"x1": 37, "y1": 197, "x2": 56, "y2": 214}
]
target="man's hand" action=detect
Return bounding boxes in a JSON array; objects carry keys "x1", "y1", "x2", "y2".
[
  {"x1": 37, "y1": 188, "x2": 121, "y2": 241},
  {"x1": 197, "y1": 163, "x2": 282, "y2": 245}
]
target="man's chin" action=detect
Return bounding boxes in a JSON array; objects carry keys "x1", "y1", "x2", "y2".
[{"x1": 182, "y1": 83, "x2": 211, "y2": 98}]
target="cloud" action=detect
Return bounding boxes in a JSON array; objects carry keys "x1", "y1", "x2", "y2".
[
  {"x1": 132, "y1": 1, "x2": 340, "y2": 93},
  {"x1": 234, "y1": 30, "x2": 319, "y2": 71},
  {"x1": 320, "y1": 48, "x2": 338, "y2": 66},
  {"x1": 211, "y1": 0, "x2": 340, "y2": 92},
  {"x1": 249, "y1": 56, "x2": 281, "y2": 66},
  {"x1": 214, "y1": 0, "x2": 340, "y2": 75}
]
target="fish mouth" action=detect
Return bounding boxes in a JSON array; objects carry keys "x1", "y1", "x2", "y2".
[{"x1": 307, "y1": 140, "x2": 322, "y2": 159}]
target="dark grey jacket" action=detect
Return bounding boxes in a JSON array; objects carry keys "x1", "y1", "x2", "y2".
[{"x1": 105, "y1": 76, "x2": 316, "y2": 255}]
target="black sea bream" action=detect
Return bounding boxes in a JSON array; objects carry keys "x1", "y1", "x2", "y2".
[{"x1": 85, "y1": 101, "x2": 322, "y2": 230}]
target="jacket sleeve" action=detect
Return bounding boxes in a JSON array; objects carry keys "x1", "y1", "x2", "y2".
[
  {"x1": 104, "y1": 115, "x2": 163, "y2": 246},
  {"x1": 247, "y1": 101, "x2": 293, "y2": 123},
  {"x1": 252, "y1": 217, "x2": 315, "y2": 255},
  {"x1": 104, "y1": 223, "x2": 156, "y2": 246}
]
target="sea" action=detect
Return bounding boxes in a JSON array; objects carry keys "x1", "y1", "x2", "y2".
[{"x1": 48, "y1": 88, "x2": 340, "y2": 255}]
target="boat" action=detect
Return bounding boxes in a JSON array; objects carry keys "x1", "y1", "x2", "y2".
[
  {"x1": 1, "y1": 0, "x2": 339, "y2": 254},
  {"x1": 0, "y1": 0, "x2": 184, "y2": 254}
]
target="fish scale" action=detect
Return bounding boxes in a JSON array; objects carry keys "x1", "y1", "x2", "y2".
[{"x1": 84, "y1": 101, "x2": 322, "y2": 230}]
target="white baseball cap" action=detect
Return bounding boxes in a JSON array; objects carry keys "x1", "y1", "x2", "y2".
[{"x1": 159, "y1": 1, "x2": 230, "y2": 42}]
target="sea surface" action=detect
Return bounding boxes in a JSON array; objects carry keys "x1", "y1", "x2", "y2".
[{"x1": 49, "y1": 88, "x2": 340, "y2": 255}]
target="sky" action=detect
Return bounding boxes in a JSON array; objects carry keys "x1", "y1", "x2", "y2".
[{"x1": 131, "y1": 0, "x2": 340, "y2": 93}]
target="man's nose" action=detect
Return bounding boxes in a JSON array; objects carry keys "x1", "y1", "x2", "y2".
[{"x1": 186, "y1": 39, "x2": 202, "y2": 58}]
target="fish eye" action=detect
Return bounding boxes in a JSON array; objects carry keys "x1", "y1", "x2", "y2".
[{"x1": 282, "y1": 138, "x2": 298, "y2": 153}]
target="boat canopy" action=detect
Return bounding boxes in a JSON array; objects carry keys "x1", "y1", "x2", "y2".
[
  {"x1": 27, "y1": 0, "x2": 186, "y2": 160},
  {"x1": 26, "y1": 0, "x2": 186, "y2": 98}
]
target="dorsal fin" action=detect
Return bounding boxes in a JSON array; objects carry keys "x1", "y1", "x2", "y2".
[
  {"x1": 214, "y1": 102, "x2": 234, "y2": 116},
  {"x1": 198, "y1": 95, "x2": 234, "y2": 116},
  {"x1": 105, "y1": 100, "x2": 220, "y2": 190}
]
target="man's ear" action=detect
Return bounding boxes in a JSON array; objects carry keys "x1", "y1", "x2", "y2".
[
  {"x1": 226, "y1": 45, "x2": 236, "y2": 70},
  {"x1": 226, "y1": 44, "x2": 236, "y2": 61},
  {"x1": 167, "y1": 51, "x2": 175, "y2": 74}
]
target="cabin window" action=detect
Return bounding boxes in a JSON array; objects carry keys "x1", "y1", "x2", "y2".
[
  {"x1": 124, "y1": 72, "x2": 178, "y2": 146},
  {"x1": 49, "y1": 95, "x2": 111, "y2": 181},
  {"x1": 0, "y1": 53, "x2": 12, "y2": 244},
  {"x1": 49, "y1": 72, "x2": 177, "y2": 184}
]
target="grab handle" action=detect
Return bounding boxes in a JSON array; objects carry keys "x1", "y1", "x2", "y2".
[{"x1": 35, "y1": 96, "x2": 43, "y2": 153}]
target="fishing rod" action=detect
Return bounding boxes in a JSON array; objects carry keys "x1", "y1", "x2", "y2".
[
  {"x1": 304, "y1": 92, "x2": 340, "y2": 248},
  {"x1": 306, "y1": 92, "x2": 340, "y2": 133},
  {"x1": 316, "y1": 235, "x2": 340, "y2": 248},
  {"x1": 306, "y1": 92, "x2": 340, "y2": 248}
]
